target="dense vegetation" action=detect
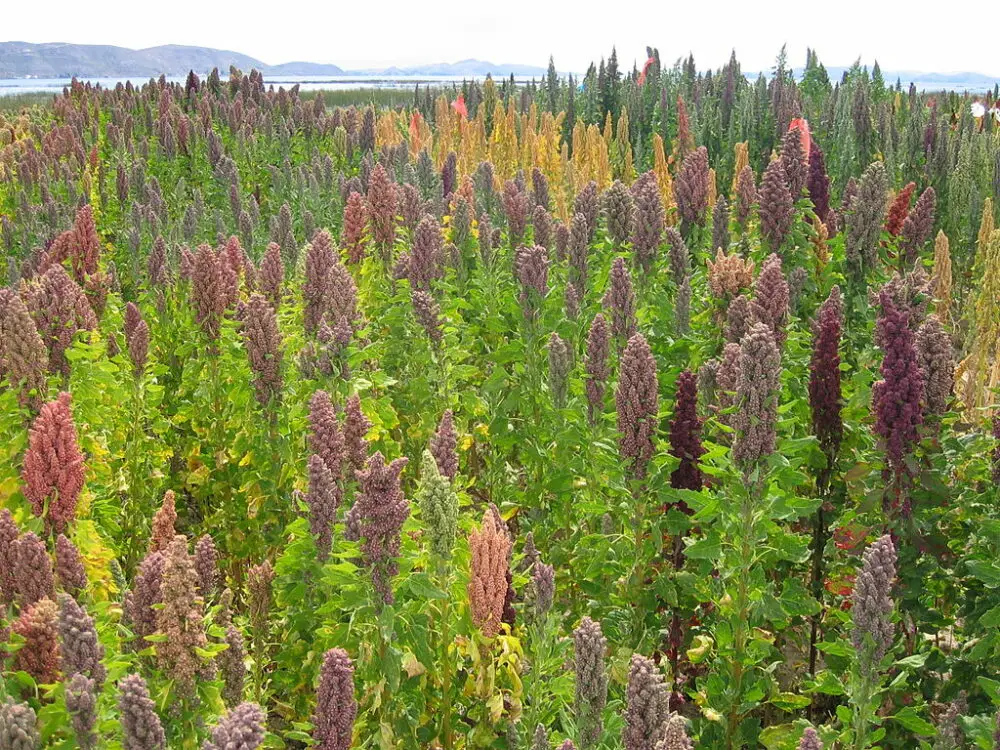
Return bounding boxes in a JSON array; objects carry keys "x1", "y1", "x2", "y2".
[{"x1": 0, "y1": 47, "x2": 999, "y2": 750}]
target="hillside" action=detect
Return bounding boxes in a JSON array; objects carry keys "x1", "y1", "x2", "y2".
[{"x1": 0, "y1": 41, "x2": 537, "y2": 79}]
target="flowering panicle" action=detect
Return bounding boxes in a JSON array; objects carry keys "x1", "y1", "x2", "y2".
[
  {"x1": 809, "y1": 287, "x2": 844, "y2": 460},
  {"x1": 735, "y1": 165, "x2": 757, "y2": 229},
  {"x1": 65, "y1": 673, "x2": 98, "y2": 750},
  {"x1": 900, "y1": 187, "x2": 936, "y2": 262},
  {"x1": 807, "y1": 143, "x2": 831, "y2": 224},
  {"x1": 118, "y1": 674, "x2": 166, "y2": 750},
  {"x1": 604, "y1": 257, "x2": 637, "y2": 346},
  {"x1": 313, "y1": 648, "x2": 357, "y2": 750},
  {"x1": 0, "y1": 699, "x2": 39, "y2": 750},
  {"x1": 515, "y1": 245, "x2": 550, "y2": 318},
  {"x1": 655, "y1": 714, "x2": 694, "y2": 750},
  {"x1": 885, "y1": 182, "x2": 916, "y2": 237},
  {"x1": 124, "y1": 302, "x2": 149, "y2": 377},
  {"x1": 430, "y1": 409, "x2": 458, "y2": 481},
  {"x1": 417, "y1": 450, "x2": 458, "y2": 559},
  {"x1": 309, "y1": 390, "x2": 345, "y2": 480},
  {"x1": 13, "y1": 532, "x2": 54, "y2": 606},
  {"x1": 260, "y1": 242, "x2": 285, "y2": 306},
  {"x1": 604, "y1": 180, "x2": 635, "y2": 248},
  {"x1": 725, "y1": 294, "x2": 753, "y2": 344},
  {"x1": 916, "y1": 315, "x2": 953, "y2": 417},
  {"x1": 345, "y1": 453, "x2": 409, "y2": 604},
  {"x1": 532, "y1": 167, "x2": 550, "y2": 210},
  {"x1": 306, "y1": 454, "x2": 340, "y2": 561},
  {"x1": 585, "y1": 313, "x2": 611, "y2": 424},
  {"x1": 623, "y1": 654, "x2": 668, "y2": 750},
  {"x1": 203, "y1": 703, "x2": 266, "y2": 750},
  {"x1": 0, "y1": 510, "x2": 18, "y2": 602},
  {"x1": 569, "y1": 212, "x2": 590, "y2": 293},
  {"x1": 548, "y1": 332, "x2": 572, "y2": 409},
  {"x1": 675, "y1": 275, "x2": 692, "y2": 334},
  {"x1": 533, "y1": 206, "x2": 553, "y2": 251},
  {"x1": 555, "y1": 220, "x2": 570, "y2": 261},
  {"x1": 872, "y1": 291, "x2": 924, "y2": 480},
  {"x1": 21, "y1": 391, "x2": 85, "y2": 533},
  {"x1": 411, "y1": 289, "x2": 443, "y2": 346},
  {"x1": 240, "y1": 293, "x2": 283, "y2": 407},
  {"x1": 657, "y1": 232, "x2": 688, "y2": 289},
  {"x1": 780, "y1": 125, "x2": 808, "y2": 197},
  {"x1": 564, "y1": 280, "x2": 581, "y2": 320},
  {"x1": 851, "y1": 534, "x2": 897, "y2": 673},
  {"x1": 343, "y1": 394, "x2": 371, "y2": 473},
  {"x1": 55, "y1": 533, "x2": 87, "y2": 594},
  {"x1": 504, "y1": 180, "x2": 530, "y2": 245},
  {"x1": 845, "y1": 161, "x2": 889, "y2": 281},
  {"x1": 124, "y1": 550, "x2": 165, "y2": 646},
  {"x1": 674, "y1": 146, "x2": 710, "y2": 229},
  {"x1": 732, "y1": 323, "x2": 782, "y2": 480},
  {"x1": 367, "y1": 164, "x2": 397, "y2": 255},
  {"x1": 575, "y1": 182, "x2": 600, "y2": 241},
  {"x1": 340, "y1": 192, "x2": 368, "y2": 265},
  {"x1": 58, "y1": 592, "x2": 106, "y2": 688},
  {"x1": 530, "y1": 560, "x2": 555, "y2": 620},
  {"x1": 532, "y1": 725, "x2": 549, "y2": 750},
  {"x1": 409, "y1": 215, "x2": 443, "y2": 292},
  {"x1": 751, "y1": 253, "x2": 790, "y2": 345},
  {"x1": 248, "y1": 560, "x2": 274, "y2": 636},
  {"x1": 149, "y1": 490, "x2": 177, "y2": 553},
  {"x1": 304, "y1": 231, "x2": 335, "y2": 335},
  {"x1": 191, "y1": 243, "x2": 227, "y2": 341},
  {"x1": 930, "y1": 231, "x2": 952, "y2": 320},
  {"x1": 25, "y1": 264, "x2": 97, "y2": 376},
  {"x1": 574, "y1": 617, "x2": 608, "y2": 750},
  {"x1": 218, "y1": 607, "x2": 246, "y2": 707},
  {"x1": 13, "y1": 597, "x2": 60, "y2": 684},
  {"x1": 631, "y1": 171, "x2": 664, "y2": 273},
  {"x1": 0, "y1": 289, "x2": 48, "y2": 409},
  {"x1": 616, "y1": 333, "x2": 659, "y2": 479},
  {"x1": 467, "y1": 509, "x2": 512, "y2": 638},
  {"x1": 156, "y1": 535, "x2": 209, "y2": 698},
  {"x1": 796, "y1": 727, "x2": 822, "y2": 750},
  {"x1": 759, "y1": 159, "x2": 794, "y2": 251},
  {"x1": 669, "y1": 371, "x2": 704, "y2": 492},
  {"x1": 707, "y1": 249, "x2": 755, "y2": 300},
  {"x1": 194, "y1": 534, "x2": 218, "y2": 599},
  {"x1": 712, "y1": 194, "x2": 730, "y2": 253}
]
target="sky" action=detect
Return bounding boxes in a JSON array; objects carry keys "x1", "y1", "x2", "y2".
[{"x1": 6, "y1": 0, "x2": 999, "y2": 77}]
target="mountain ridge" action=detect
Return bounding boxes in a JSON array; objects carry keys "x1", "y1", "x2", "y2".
[{"x1": 0, "y1": 41, "x2": 545, "y2": 79}]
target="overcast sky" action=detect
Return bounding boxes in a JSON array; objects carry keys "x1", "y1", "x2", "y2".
[{"x1": 6, "y1": 0, "x2": 999, "y2": 76}]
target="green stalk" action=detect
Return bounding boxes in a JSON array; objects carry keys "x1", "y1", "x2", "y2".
[
  {"x1": 850, "y1": 670, "x2": 876, "y2": 750},
  {"x1": 725, "y1": 481, "x2": 758, "y2": 750}
]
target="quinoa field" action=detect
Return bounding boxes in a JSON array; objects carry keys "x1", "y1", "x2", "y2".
[{"x1": 1, "y1": 50, "x2": 1000, "y2": 749}]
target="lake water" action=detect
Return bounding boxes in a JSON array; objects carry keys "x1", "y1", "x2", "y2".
[{"x1": 0, "y1": 75, "x2": 521, "y2": 97}]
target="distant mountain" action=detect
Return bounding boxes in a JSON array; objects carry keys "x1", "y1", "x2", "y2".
[
  {"x1": 351, "y1": 59, "x2": 548, "y2": 77},
  {"x1": 809, "y1": 66, "x2": 997, "y2": 91},
  {"x1": 0, "y1": 42, "x2": 267, "y2": 78},
  {"x1": 0, "y1": 41, "x2": 539, "y2": 80},
  {"x1": 268, "y1": 61, "x2": 345, "y2": 76}
]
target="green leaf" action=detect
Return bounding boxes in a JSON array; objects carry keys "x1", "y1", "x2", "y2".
[
  {"x1": 890, "y1": 707, "x2": 936, "y2": 736},
  {"x1": 967, "y1": 560, "x2": 1000, "y2": 587},
  {"x1": 769, "y1": 692, "x2": 811, "y2": 711},
  {"x1": 405, "y1": 573, "x2": 447, "y2": 600},
  {"x1": 815, "y1": 641, "x2": 851, "y2": 658},
  {"x1": 895, "y1": 653, "x2": 928, "y2": 670},
  {"x1": 976, "y1": 676, "x2": 1000, "y2": 704},
  {"x1": 685, "y1": 533, "x2": 721, "y2": 561},
  {"x1": 980, "y1": 605, "x2": 1000, "y2": 628}
]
